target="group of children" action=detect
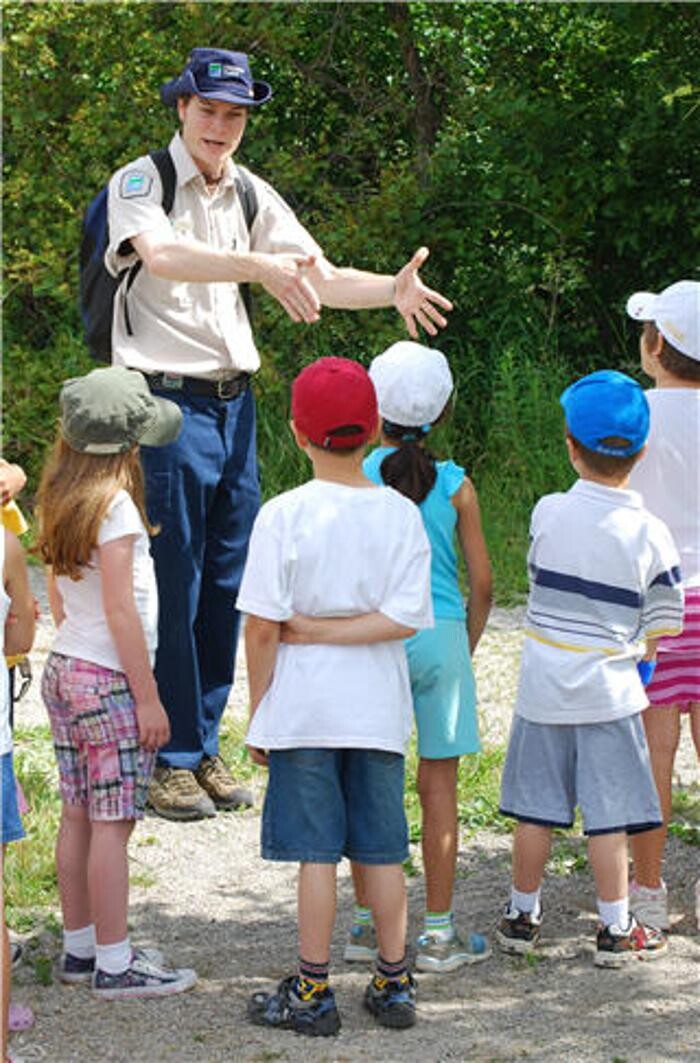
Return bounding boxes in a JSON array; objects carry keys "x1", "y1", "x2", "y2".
[{"x1": 1, "y1": 278, "x2": 698, "y2": 1053}]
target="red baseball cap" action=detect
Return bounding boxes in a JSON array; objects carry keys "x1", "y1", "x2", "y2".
[{"x1": 291, "y1": 357, "x2": 378, "y2": 450}]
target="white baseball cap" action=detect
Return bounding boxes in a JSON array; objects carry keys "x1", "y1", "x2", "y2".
[
  {"x1": 369, "y1": 341, "x2": 453, "y2": 427},
  {"x1": 626, "y1": 279, "x2": 700, "y2": 361}
]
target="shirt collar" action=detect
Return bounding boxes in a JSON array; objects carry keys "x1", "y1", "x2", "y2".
[{"x1": 570, "y1": 477, "x2": 643, "y2": 510}]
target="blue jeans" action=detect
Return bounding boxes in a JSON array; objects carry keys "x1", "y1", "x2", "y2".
[{"x1": 140, "y1": 385, "x2": 260, "y2": 770}]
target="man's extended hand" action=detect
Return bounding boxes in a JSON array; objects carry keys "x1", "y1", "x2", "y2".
[
  {"x1": 258, "y1": 252, "x2": 321, "y2": 324},
  {"x1": 394, "y1": 247, "x2": 453, "y2": 338}
]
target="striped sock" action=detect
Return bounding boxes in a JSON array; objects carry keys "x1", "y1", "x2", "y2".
[
  {"x1": 376, "y1": 953, "x2": 408, "y2": 985},
  {"x1": 424, "y1": 910, "x2": 454, "y2": 939},
  {"x1": 352, "y1": 904, "x2": 373, "y2": 928},
  {"x1": 298, "y1": 957, "x2": 329, "y2": 991}
]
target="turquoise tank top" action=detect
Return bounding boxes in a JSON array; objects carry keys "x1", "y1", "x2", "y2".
[{"x1": 363, "y1": 446, "x2": 466, "y2": 620}]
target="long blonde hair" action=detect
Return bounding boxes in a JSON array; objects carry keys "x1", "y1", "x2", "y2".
[{"x1": 36, "y1": 436, "x2": 156, "y2": 580}]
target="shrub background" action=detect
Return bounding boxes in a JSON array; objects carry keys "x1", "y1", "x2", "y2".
[{"x1": 4, "y1": 2, "x2": 699, "y2": 598}]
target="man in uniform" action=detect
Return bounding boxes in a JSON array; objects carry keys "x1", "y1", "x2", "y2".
[{"x1": 106, "y1": 47, "x2": 453, "y2": 821}]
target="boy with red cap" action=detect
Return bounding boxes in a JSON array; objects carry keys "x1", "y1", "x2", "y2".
[{"x1": 237, "y1": 357, "x2": 433, "y2": 1035}]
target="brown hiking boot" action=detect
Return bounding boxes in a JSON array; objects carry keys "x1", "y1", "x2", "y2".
[
  {"x1": 147, "y1": 765, "x2": 216, "y2": 821},
  {"x1": 194, "y1": 754, "x2": 254, "y2": 811}
]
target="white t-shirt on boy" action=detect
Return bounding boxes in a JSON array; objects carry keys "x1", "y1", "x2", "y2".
[{"x1": 238, "y1": 479, "x2": 434, "y2": 754}]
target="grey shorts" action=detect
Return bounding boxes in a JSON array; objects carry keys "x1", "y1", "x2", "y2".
[{"x1": 499, "y1": 713, "x2": 662, "y2": 836}]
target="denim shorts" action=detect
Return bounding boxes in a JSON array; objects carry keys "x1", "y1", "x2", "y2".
[
  {"x1": 499, "y1": 713, "x2": 662, "y2": 836},
  {"x1": 262, "y1": 747, "x2": 408, "y2": 864},
  {"x1": 2, "y1": 751, "x2": 25, "y2": 845},
  {"x1": 42, "y1": 653, "x2": 155, "y2": 821},
  {"x1": 406, "y1": 619, "x2": 480, "y2": 759}
]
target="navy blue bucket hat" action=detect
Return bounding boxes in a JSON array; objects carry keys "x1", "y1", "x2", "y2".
[{"x1": 161, "y1": 48, "x2": 272, "y2": 108}]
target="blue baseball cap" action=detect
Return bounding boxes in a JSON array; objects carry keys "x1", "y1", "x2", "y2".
[
  {"x1": 559, "y1": 370, "x2": 650, "y2": 457},
  {"x1": 160, "y1": 48, "x2": 272, "y2": 108}
]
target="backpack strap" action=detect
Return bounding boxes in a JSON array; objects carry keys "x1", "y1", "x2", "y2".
[
  {"x1": 234, "y1": 165, "x2": 259, "y2": 322},
  {"x1": 123, "y1": 148, "x2": 177, "y2": 335}
]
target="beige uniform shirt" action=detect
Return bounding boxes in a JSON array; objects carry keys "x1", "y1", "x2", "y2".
[{"x1": 106, "y1": 133, "x2": 323, "y2": 378}]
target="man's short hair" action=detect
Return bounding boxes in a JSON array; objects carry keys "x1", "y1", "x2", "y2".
[{"x1": 645, "y1": 322, "x2": 700, "y2": 382}]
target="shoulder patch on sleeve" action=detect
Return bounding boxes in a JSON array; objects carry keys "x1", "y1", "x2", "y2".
[{"x1": 120, "y1": 170, "x2": 154, "y2": 199}]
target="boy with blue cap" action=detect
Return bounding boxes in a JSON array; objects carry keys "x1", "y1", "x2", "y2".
[
  {"x1": 496, "y1": 370, "x2": 684, "y2": 967},
  {"x1": 106, "y1": 47, "x2": 453, "y2": 822}
]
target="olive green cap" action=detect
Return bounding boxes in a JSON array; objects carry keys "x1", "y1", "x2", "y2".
[{"x1": 60, "y1": 367, "x2": 182, "y2": 454}]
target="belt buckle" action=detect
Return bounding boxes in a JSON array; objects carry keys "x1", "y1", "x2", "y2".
[{"x1": 216, "y1": 374, "x2": 242, "y2": 400}]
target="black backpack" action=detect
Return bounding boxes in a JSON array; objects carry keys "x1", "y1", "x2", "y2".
[{"x1": 79, "y1": 148, "x2": 259, "y2": 362}]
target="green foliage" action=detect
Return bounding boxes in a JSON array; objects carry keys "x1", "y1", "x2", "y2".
[{"x1": 4, "y1": 2, "x2": 700, "y2": 594}]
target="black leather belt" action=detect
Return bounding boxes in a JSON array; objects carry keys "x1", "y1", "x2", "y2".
[{"x1": 144, "y1": 371, "x2": 251, "y2": 401}]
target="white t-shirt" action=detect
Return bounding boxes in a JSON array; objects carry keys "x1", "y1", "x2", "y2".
[
  {"x1": 52, "y1": 490, "x2": 158, "y2": 672},
  {"x1": 628, "y1": 388, "x2": 700, "y2": 589},
  {"x1": 516, "y1": 479, "x2": 683, "y2": 725},
  {"x1": 0, "y1": 531, "x2": 11, "y2": 756},
  {"x1": 237, "y1": 479, "x2": 434, "y2": 753}
]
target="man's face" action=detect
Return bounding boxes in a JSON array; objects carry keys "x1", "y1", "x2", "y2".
[{"x1": 177, "y1": 95, "x2": 248, "y2": 176}]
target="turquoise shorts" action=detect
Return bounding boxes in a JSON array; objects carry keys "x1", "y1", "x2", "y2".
[
  {"x1": 406, "y1": 618, "x2": 480, "y2": 760},
  {"x1": 2, "y1": 751, "x2": 25, "y2": 845}
]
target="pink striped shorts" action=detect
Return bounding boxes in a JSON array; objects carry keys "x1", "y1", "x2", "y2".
[{"x1": 647, "y1": 586, "x2": 700, "y2": 711}]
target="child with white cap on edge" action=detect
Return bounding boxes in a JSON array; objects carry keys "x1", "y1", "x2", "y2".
[
  {"x1": 625, "y1": 280, "x2": 700, "y2": 932},
  {"x1": 36, "y1": 367, "x2": 197, "y2": 999},
  {"x1": 496, "y1": 369, "x2": 684, "y2": 967},
  {"x1": 343, "y1": 340, "x2": 494, "y2": 973}
]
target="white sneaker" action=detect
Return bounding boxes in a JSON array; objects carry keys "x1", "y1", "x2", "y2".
[{"x1": 629, "y1": 880, "x2": 669, "y2": 932}]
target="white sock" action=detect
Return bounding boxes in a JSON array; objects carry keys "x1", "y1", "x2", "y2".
[
  {"x1": 95, "y1": 938, "x2": 132, "y2": 975},
  {"x1": 511, "y1": 887, "x2": 541, "y2": 918},
  {"x1": 63, "y1": 924, "x2": 96, "y2": 959},
  {"x1": 597, "y1": 897, "x2": 629, "y2": 930}
]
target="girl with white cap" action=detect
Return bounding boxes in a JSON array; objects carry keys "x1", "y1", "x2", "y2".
[{"x1": 345, "y1": 341, "x2": 493, "y2": 972}]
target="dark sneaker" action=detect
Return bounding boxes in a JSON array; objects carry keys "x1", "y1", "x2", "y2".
[
  {"x1": 93, "y1": 952, "x2": 197, "y2": 999},
  {"x1": 248, "y1": 975, "x2": 341, "y2": 1037},
  {"x1": 594, "y1": 918, "x2": 668, "y2": 969},
  {"x1": 416, "y1": 929, "x2": 491, "y2": 972},
  {"x1": 147, "y1": 765, "x2": 216, "y2": 821},
  {"x1": 59, "y1": 946, "x2": 164, "y2": 986},
  {"x1": 364, "y1": 973, "x2": 417, "y2": 1029},
  {"x1": 194, "y1": 755, "x2": 254, "y2": 811},
  {"x1": 343, "y1": 923, "x2": 378, "y2": 963},
  {"x1": 496, "y1": 904, "x2": 542, "y2": 955}
]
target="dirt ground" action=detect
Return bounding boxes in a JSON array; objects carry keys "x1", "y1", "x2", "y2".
[{"x1": 8, "y1": 577, "x2": 700, "y2": 1062}]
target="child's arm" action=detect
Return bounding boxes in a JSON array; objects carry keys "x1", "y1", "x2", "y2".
[
  {"x1": 454, "y1": 477, "x2": 492, "y2": 654},
  {"x1": 100, "y1": 535, "x2": 170, "y2": 752},
  {"x1": 46, "y1": 568, "x2": 66, "y2": 627},
  {"x1": 245, "y1": 614, "x2": 281, "y2": 766},
  {"x1": 280, "y1": 612, "x2": 415, "y2": 645},
  {"x1": 0, "y1": 460, "x2": 26, "y2": 505},
  {"x1": 3, "y1": 530, "x2": 35, "y2": 657}
]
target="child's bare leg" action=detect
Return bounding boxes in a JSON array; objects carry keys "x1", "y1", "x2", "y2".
[
  {"x1": 56, "y1": 803, "x2": 92, "y2": 930},
  {"x1": 2, "y1": 848, "x2": 8, "y2": 1060},
  {"x1": 588, "y1": 832, "x2": 627, "y2": 903},
  {"x1": 361, "y1": 863, "x2": 406, "y2": 962},
  {"x1": 298, "y1": 863, "x2": 337, "y2": 965},
  {"x1": 88, "y1": 820, "x2": 134, "y2": 945},
  {"x1": 630, "y1": 706, "x2": 680, "y2": 888},
  {"x1": 350, "y1": 860, "x2": 370, "y2": 907},
  {"x1": 417, "y1": 757, "x2": 458, "y2": 913},
  {"x1": 689, "y1": 703, "x2": 700, "y2": 759},
  {"x1": 512, "y1": 823, "x2": 553, "y2": 893}
]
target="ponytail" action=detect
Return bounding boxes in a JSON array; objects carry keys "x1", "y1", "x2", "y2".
[{"x1": 379, "y1": 421, "x2": 437, "y2": 505}]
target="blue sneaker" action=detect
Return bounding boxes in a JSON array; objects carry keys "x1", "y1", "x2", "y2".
[
  {"x1": 248, "y1": 975, "x2": 341, "y2": 1037},
  {"x1": 364, "y1": 972, "x2": 417, "y2": 1029},
  {"x1": 416, "y1": 929, "x2": 491, "y2": 972}
]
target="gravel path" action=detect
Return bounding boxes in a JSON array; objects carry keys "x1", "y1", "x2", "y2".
[{"x1": 8, "y1": 575, "x2": 700, "y2": 1061}]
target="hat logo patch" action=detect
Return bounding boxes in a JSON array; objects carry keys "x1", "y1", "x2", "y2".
[{"x1": 208, "y1": 62, "x2": 246, "y2": 80}]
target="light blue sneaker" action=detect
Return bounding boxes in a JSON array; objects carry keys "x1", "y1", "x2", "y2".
[
  {"x1": 343, "y1": 923, "x2": 378, "y2": 963},
  {"x1": 416, "y1": 929, "x2": 491, "y2": 972}
]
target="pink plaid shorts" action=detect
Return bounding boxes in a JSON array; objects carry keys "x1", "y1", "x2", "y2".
[{"x1": 41, "y1": 653, "x2": 155, "y2": 820}]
